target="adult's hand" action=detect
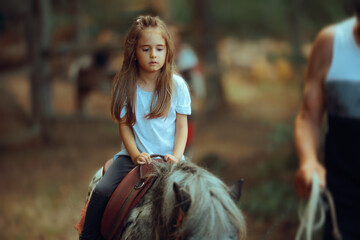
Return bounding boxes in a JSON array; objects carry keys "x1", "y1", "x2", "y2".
[{"x1": 294, "y1": 161, "x2": 326, "y2": 198}]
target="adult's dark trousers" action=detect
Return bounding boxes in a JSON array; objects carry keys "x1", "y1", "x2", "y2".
[
  {"x1": 80, "y1": 155, "x2": 135, "y2": 240},
  {"x1": 323, "y1": 116, "x2": 360, "y2": 240}
]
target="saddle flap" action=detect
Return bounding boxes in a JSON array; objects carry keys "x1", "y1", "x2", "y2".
[{"x1": 101, "y1": 162, "x2": 155, "y2": 240}]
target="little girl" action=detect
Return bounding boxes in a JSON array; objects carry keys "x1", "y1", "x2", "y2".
[{"x1": 80, "y1": 15, "x2": 191, "y2": 240}]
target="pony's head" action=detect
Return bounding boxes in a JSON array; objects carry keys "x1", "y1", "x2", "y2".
[{"x1": 148, "y1": 160, "x2": 246, "y2": 240}]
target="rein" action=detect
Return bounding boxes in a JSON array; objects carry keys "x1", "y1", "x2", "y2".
[
  {"x1": 295, "y1": 173, "x2": 342, "y2": 240},
  {"x1": 263, "y1": 173, "x2": 342, "y2": 240}
]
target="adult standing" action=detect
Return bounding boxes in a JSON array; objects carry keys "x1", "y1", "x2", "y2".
[{"x1": 294, "y1": 1, "x2": 360, "y2": 239}]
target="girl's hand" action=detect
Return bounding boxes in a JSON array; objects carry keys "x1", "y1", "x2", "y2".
[
  {"x1": 134, "y1": 152, "x2": 152, "y2": 165},
  {"x1": 164, "y1": 154, "x2": 179, "y2": 164}
]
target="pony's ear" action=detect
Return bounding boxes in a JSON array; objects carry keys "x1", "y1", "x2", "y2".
[
  {"x1": 229, "y1": 179, "x2": 244, "y2": 202},
  {"x1": 173, "y1": 182, "x2": 191, "y2": 212}
]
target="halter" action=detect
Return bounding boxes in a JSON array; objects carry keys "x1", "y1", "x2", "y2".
[
  {"x1": 172, "y1": 193, "x2": 191, "y2": 240},
  {"x1": 174, "y1": 208, "x2": 185, "y2": 240},
  {"x1": 175, "y1": 209, "x2": 185, "y2": 228}
]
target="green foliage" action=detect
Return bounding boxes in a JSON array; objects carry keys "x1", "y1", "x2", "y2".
[
  {"x1": 169, "y1": 0, "x2": 192, "y2": 25},
  {"x1": 267, "y1": 123, "x2": 294, "y2": 152},
  {"x1": 240, "y1": 150, "x2": 299, "y2": 223},
  {"x1": 48, "y1": 0, "x2": 356, "y2": 41},
  {"x1": 240, "y1": 122, "x2": 298, "y2": 220},
  {"x1": 82, "y1": 0, "x2": 141, "y2": 36},
  {"x1": 208, "y1": 0, "x2": 288, "y2": 38},
  {"x1": 167, "y1": 0, "x2": 354, "y2": 40},
  {"x1": 241, "y1": 180, "x2": 296, "y2": 221},
  {"x1": 300, "y1": 0, "x2": 353, "y2": 38}
]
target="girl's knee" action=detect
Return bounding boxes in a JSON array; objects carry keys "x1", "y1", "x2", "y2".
[{"x1": 94, "y1": 182, "x2": 114, "y2": 198}]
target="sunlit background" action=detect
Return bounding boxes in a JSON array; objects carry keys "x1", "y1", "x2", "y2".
[{"x1": 0, "y1": 0, "x2": 355, "y2": 239}]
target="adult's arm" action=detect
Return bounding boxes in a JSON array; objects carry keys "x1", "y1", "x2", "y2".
[{"x1": 294, "y1": 25, "x2": 335, "y2": 198}]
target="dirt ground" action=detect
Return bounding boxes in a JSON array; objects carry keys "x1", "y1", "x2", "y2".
[{"x1": 0, "y1": 67, "x2": 302, "y2": 239}]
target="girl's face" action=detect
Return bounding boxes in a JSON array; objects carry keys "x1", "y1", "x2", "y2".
[{"x1": 136, "y1": 28, "x2": 167, "y2": 75}]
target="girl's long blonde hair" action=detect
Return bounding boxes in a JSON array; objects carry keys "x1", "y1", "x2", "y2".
[{"x1": 111, "y1": 15, "x2": 175, "y2": 125}]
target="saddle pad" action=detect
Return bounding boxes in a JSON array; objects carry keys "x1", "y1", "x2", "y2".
[{"x1": 101, "y1": 162, "x2": 155, "y2": 240}]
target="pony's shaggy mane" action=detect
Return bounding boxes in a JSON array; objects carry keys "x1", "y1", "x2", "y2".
[{"x1": 145, "y1": 161, "x2": 246, "y2": 240}]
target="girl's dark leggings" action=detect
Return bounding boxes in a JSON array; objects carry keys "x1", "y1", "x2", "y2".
[{"x1": 80, "y1": 155, "x2": 134, "y2": 240}]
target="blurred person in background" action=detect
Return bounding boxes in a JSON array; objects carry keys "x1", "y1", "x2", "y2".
[
  {"x1": 169, "y1": 25, "x2": 205, "y2": 103},
  {"x1": 76, "y1": 49, "x2": 112, "y2": 115},
  {"x1": 169, "y1": 25, "x2": 206, "y2": 154},
  {"x1": 294, "y1": 0, "x2": 360, "y2": 239}
]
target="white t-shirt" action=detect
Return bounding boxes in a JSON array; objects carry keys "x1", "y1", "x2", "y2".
[{"x1": 114, "y1": 74, "x2": 191, "y2": 160}]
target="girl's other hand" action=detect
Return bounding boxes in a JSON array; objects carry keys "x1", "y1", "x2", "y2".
[
  {"x1": 135, "y1": 152, "x2": 152, "y2": 165},
  {"x1": 164, "y1": 154, "x2": 179, "y2": 164}
]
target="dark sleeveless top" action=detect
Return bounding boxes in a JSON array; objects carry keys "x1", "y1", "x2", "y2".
[{"x1": 324, "y1": 17, "x2": 360, "y2": 211}]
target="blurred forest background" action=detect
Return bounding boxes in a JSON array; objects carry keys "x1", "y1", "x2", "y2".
[{"x1": 0, "y1": 0, "x2": 355, "y2": 239}]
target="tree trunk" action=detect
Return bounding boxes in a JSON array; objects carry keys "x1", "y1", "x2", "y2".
[
  {"x1": 192, "y1": 0, "x2": 225, "y2": 113},
  {"x1": 288, "y1": 0, "x2": 305, "y2": 86},
  {"x1": 24, "y1": 0, "x2": 52, "y2": 142}
]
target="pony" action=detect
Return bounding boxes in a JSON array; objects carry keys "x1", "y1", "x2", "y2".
[{"x1": 79, "y1": 160, "x2": 247, "y2": 240}]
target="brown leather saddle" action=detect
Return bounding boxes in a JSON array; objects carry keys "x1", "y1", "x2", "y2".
[{"x1": 101, "y1": 155, "x2": 165, "y2": 240}]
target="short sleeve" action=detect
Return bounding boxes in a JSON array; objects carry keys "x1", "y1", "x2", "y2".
[
  {"x1": 174, "y1": 75, "x2": 191, "y2": 115},
  {"x1": 120, "y1": 106, "x2": 126, "y2": 119}
]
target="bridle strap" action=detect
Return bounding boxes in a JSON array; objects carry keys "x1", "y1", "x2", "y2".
[
  {"x1": 175, "y1": 209, "x2": 185, "y2": 228},
  {"x1": 174, "y1": 209, "x2": 185, "y2": 240}
]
